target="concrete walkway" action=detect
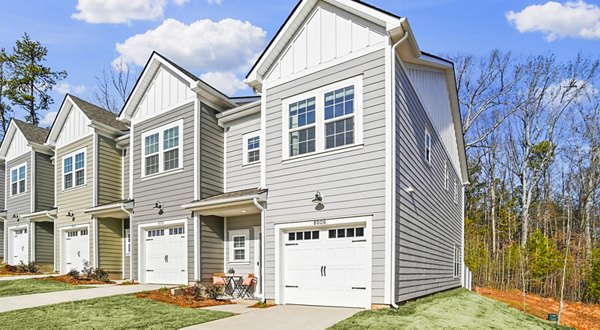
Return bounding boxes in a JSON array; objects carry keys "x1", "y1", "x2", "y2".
[
  {"x1": 185, "y1": 305, "x2": 360, "y2": 330},
  {"x1": 0, "y1": 284, "x2": 163, "y2": 313}
]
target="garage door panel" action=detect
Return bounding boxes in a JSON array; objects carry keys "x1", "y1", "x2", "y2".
[{"x1": 144, "y1": 226, "x2": 187, "y2": 285}]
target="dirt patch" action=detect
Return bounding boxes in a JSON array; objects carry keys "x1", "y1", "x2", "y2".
[
  {"x1": 475, "y1": 287, "x2": 600, "y2": 330},
  {"x1": 136, "y1": 290, "x2": 232, "y2": 308},
  {"x1": 37, "y1": 275, "x2": 114, "y2": 285},
  {"x1": 249, "y1": 302, "x2": 276, "y2": 309}
]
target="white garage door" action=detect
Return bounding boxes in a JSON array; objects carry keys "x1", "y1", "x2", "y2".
[
  {"x1": 63, "y1": 228, "x2": 90, "y2": 272},
  {"x1": 283, "y1": 226, "x2": 368, "y2": 308},
  {"x1": 144, "y1": 226, "x2": 187, "y2": 284},
  {"x1": 10, "y1": 227, "x2": 29, "y2": 265}
]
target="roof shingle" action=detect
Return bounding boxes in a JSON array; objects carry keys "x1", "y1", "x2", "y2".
[
  {"x1": 69, "y1": 95, "x2": 129, "y2": 131},
  {"x1": 13, "y1": 119, "x2": 49, "y2": 145}
]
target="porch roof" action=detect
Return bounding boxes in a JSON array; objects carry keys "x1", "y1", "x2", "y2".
[
  {"x1": 21, "y1": 208, "x2": 58, "y2": 222},
  {"x1": 181, "y1": 188, "x2": 267, "y2": 217},
  {"x1": 84, "y1": 200, "x2": 134, "y2": 218}
]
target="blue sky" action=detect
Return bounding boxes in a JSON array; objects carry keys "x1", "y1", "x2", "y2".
[{"x1": 1, "y1": 0, "x2": 599, "y2": 125}]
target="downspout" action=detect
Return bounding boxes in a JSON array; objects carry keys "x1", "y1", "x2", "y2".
[
  {"x1": 120, "y1": 205, "x2": 133, "y2": 280},
  {"x1": 45, "y1": 211, "x2": 58, "y2": 272},
  {"x1": 390, "y1": 29, "x2": 410, "y2": 309},
  {"x1": 252, "y1": 197, "x2": 266, "y2": 303}
]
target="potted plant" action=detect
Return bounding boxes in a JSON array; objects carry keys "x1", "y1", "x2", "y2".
[{"x1": 227, "y1": 267, "x2": 235, "y2": 275}]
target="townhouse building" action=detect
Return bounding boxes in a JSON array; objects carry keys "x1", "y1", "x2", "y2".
[{"x1": 0, "y1": 0, "x2": 468, "y2": 309}]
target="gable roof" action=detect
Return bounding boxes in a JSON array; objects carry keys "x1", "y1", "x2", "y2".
[
  {"x1": 245, "y1": 0, "x2": 403, "y2": 90},
  {"x1": 118, "y1": 52, "x2": 237, "y2": 122},
  {"x1": 13, "y1": 119, "x2": 49, "y2": 145},
  {"x1": 45, "y1": 94, "x2": 127, "y2": 146}
]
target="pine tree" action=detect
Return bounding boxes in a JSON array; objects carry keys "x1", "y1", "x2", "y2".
[
  {"x1": 0, "y1": 48, "x2": 12, "y2": 138},
  {"x1": 7, "y1": 33, "x2": 66, "y2": 125}
]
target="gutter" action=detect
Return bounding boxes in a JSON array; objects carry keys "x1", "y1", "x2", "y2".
[
  {"x1": 253, "y1": 197, "x2": 266, "y2": 303},
  {"x1": 388, "y1": 25, "x2": 411, "y2": 309},
  {"x1": 181, "y1": 195, "x2": 263, "y2": 210}
]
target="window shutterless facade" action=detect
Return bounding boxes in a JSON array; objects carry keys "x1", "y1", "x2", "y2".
[
  {"x1": 141, "y1": 120, "x2": 183, "y2": 177},
  {"x1": 281, "y1": 75, "x2": 363, "y2": 160},
  {"x1": 242, "y1": 131, "x2": 261, "y2": 165},
  {"x1": 10, "y1": 163, "x2": 26, "y2": 196},
  {"x1": 229, "y1": 229, "x2": 249, "y2": 263},
  {"x1": 62, "y1": 148, "x2": 86, "y2": 190}
]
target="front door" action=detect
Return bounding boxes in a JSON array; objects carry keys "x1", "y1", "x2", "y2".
[
  {"x1": 64, "y1": 228, "x2": 90, "y2": 272},
  {"x1": 10, "y1": 227, "x2": 29, "y2": 265}
]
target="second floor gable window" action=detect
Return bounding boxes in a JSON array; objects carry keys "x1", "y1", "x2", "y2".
[
  {"x1": 10, "y1": 163, "x2": 26, "y2": 195},
  {"x1": 243, "y1": 131, "x2": 261, "y2": 165},
  {"x1": 282, "y1": 75, "x2": 363, "y2": 160},
  {"x1": 63, "y1": 149, "x2": 86, "y2": 190},
  {"x1": 142, "y1": 120, "x2": 182, "y2": 177}
]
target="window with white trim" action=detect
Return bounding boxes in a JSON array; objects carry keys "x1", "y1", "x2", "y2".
[
  {"x1": 454, "y1": 178, "x2": 459, "y2": 204},
  {"x1": 10, "y1": 163, "x2": 26, "y2": 195},
  {"x1": 124, "y1": 229, "x2": 131, "y2": 255},
  {"x1": 242, "y1": 131, "x2": 261, "y2": 165},
  {"x1": 63, "y1": 148, "x2": 86, "y2": 190},
  {"x1": 453, "y1": 244, "x2": 461, "y2": 278},
  {"x1": 425, "y1": 127, "x2": 432, "y2": 165},
  {"x1": 229, "y1": 229, "x2": 249, "y2": 263},
  {"x1": 141, "y1": 120, "x2": 183, "y2": 177},
  {"x1": 282, "y1": 76, "x2": 363, "y2": 160},
  {"x1": 444, "y1": 160, "x2": 449, "y2": 190}
]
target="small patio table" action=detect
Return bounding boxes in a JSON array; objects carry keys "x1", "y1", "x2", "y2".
[{"x1": 221, "y1": 274, "x2": 243, "y2": 298}]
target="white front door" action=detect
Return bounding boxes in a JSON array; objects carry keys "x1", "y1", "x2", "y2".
[
  {"x1": 10, "y1": 227, "x2": 29, "y2": 265},
  {"x1": 63, "y1": 228, "x2": 90, "y2": 272},
  {"x1": 283, "y1": 226, "x2": 369, "y2": 308},
  {"x1": 144, "y1": 226, "x2": 187, "y2": 284}
]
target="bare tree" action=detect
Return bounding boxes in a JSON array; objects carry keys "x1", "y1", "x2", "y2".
[{"x1": 94, "y1": 59, "x2": 136, "y2": 113}]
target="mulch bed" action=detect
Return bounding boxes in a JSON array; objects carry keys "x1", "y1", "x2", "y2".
[
  {"x1": 249, "y1": 302, "x2": 276, "y2": 309},
  {"x1": 118, "y1": 280, "x2": 137, "y2": 286},
  {"x1": 136, "y1": 290, "x2": 232, "y2": 308},
  {"x1": 36, "y1": 275, "x2": 114, "y2": 285},
  {"x1": 0, "y1": 265, "x2": 40, "y2": 275}
]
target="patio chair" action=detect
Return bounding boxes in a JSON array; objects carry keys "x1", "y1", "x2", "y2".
[
  {"x1": 212, "y1": 274, "x2": 226, "y2": 286},
  {"x1": 237, "y1": 274, "x2": 256, "y2": 299}
]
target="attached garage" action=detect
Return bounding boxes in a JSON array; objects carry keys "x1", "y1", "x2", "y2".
[
  {"x1": 142, "y1": 225, "x2": 187, "y2": 284},
  {"x1": 62, "y1": 228, "x2": 90, "y2": 272},
  {"x1": 9, "y1": 226, "x2": 29, "y2": 265},
  {"x1": 280, "y1": 219, "x2": 371, "y2": 309}
]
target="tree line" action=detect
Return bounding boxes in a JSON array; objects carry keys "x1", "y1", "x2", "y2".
[{"x1": 454, "y1": 50, "x2": 600, "y2": 315}]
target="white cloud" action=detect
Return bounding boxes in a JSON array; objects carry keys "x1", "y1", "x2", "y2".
[
  {"x1": 40, "y1": 111, "x2": 58, "y2": 127},
  {"x1": 200, "y1": 72, "x2": 248, "y2": 95},
  {"x1": 72, "y1": 0, "x2": 188, "y2": 24},
  {"x1": 55, "y1": 82, "x2": 86, "y2": 95},
  {"x1": 114, "y1": 18, "x2": 266, "y2": 75},
  {"x1": 507, "y1": 1, "x2": 600, "y2": 41},
  {"x1": 206, "y1": 0, "x2": 223, "y2": 4}
]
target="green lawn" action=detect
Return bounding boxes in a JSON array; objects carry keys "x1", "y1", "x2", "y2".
[
  {"x1": 331, "y1": 288, "x2": 566, "y2": 330},
  {"x1": 0, "y1": 294, "x2": 232, "y2": 329},
  {"x1": 0, "y1": 279, "x2": 88, "y2": 297}
]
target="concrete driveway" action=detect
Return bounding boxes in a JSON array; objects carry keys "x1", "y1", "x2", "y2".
[
  {"x1": 0, "y1": 283, "x2": 163, "y2": 313},
  {"x1": 185, "y1": 304, "x2": 360, "y2": 330}
]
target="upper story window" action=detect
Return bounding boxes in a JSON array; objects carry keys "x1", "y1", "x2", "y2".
[
  {"x1": 10, "y1": 163, "x2": 26, "y2": 196},
  {"x1": 242, "y1": 131, "x2": 261, "y2": 165},
  {"x1": 424, "y1": 127, "x2": 432, "y2": 165},
  {"x1": 63, "y1": 148, "x2": 86, "y2": 190},
  {"x1": 282, "y1": 76, "x2": 363, "y2": 160},
  {"x1": 141, "y1": 120, "x2": 183, "y2": 177}
]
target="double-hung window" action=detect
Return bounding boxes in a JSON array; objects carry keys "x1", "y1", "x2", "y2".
[
  {"x1": 242, "y1": 131, "x2": 261, "y2": 165},
  {"x1": 10, "y1": 163, "x2": 26, "y2": 195},
  {"x1": 142, "y1": 120, "x2": 183, "y2": 177},
  {"x1": 425, "y1": 128, "x2": 432, "y2": 165},
  {"x1": 282, "y1": 76, "x2": 363, "y2": 160},
  {"x1": 63, "y1": 148, "x2": 86, "y2": 190},
  {"x1": 453, "y1": 244, "x2": 461, "y2": 278},
  {"x1": 229, "y1": 229, "x2": 249, "y2": 263}
]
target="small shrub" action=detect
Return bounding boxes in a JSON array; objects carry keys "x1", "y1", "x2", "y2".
[
  {"x1": 158, "y1": 287, "x2": 169, "y2": 293},
  {"x1": 90, "y1": 268, "x2": 110, "y2": 282},
  {"x1": 17, "y1": 262, "x2": 39, "y2": 274},
  {"x1": 3, "y1": 264, "x2": 18, "y2": 273},
  {"x1": 204, "y1": 284, "x2": 222, "y2": 299},
  {"x1": 67, "y1": 269, "x2": 80, "y2": 279}
]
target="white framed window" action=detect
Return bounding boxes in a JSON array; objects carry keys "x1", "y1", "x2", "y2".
[
  {"x1": 10, "y1": 163, "x2": 27, "y2": 196},
  {"x1": 454, "y1": 178, "x2": 459, "y2": 204},
  {"x1": 424, "y1": 127, "x2": 432, "y2": 165},
  {"x1": 444, "y1": 160, "x2": 449, "y2": 190},
  {"x1": 62, "y1": 148, "x2": 86, "y2": 190},
  {"x1": 453, "y1": 244, "x2": 461, "y2": 278},
  {"x1": 281, "y1": 75, "x2": 363, "y2": 160},
  {"x1": 124, "y1": 228, "x2": 131, "y2": 255},
  {"x1": 242, "y1": 131, "x2": 261, "y2": 165},
  {"x1": 141, "y1": 120, "x2": 183, "y2": 177},
  {"x1": 229, "y1": 229, "x2": 249, "y2": 263}
]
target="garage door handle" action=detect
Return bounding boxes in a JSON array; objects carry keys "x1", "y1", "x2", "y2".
[
  {"x1": 77, "y1": 251, "x2": 81, "y2": 257},
  {"x1": 323, "y1": 265, "x2": 326, "y2": 277},
  {"x1": 320, "y1": 266, "x2": 323, "y2": 276},
  {"x1": 285, "y1": 243, "x2": 298, "y2": 246},
  {"x1": 147, "y1": 270, "x2": 154, "y2": 272},
  {"x1": 164, "y1": 255, "x2": 169, "y2": 262},
  {"x1": 352, "y1": 239, "x2": 367, "y2": 243},
  {"x1": 285, "y1": 285, "x2": 298, "y2": 288},
  {"x1": 352, "y1": 287, "x2": 366, "y2": 290}
]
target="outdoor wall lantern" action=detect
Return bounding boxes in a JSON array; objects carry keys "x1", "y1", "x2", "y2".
[
  {"x1": 66, "y1": 211, "x2": 75, "y2": 221},
  {"x1": 12, "y1": 213, "x2": 19, "y2": 221},
  {"x1": 154, "y1": 201, "x2": 164, "y2": 215},
  {"x1": 312, "y1": 191, "x2": 323, "y2": 204}
]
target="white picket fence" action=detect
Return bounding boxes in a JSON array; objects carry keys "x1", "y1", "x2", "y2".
[{"x1": 463, "y1": 264, "x2": 472, "y2": 290}]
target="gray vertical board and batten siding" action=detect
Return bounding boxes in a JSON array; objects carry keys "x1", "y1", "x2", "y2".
[
  {"x1": 225, "y1": 112, "x2": 261, "y2": 192},
  {"x1": 264, "y1": 50, "x2": 388, "y2": 302},
  {"x1": 34, "y1": 152, "x2": 54, "y2": 211},
  {"x1": 199, "y1": 104, "x2": 224, "y2": 199},
  {"x1": 131, "y1": 102, "x2": 196, "y2": 281},
  {"x1": 394, "y1": 61, "x2": 462, "y2": 302}
]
